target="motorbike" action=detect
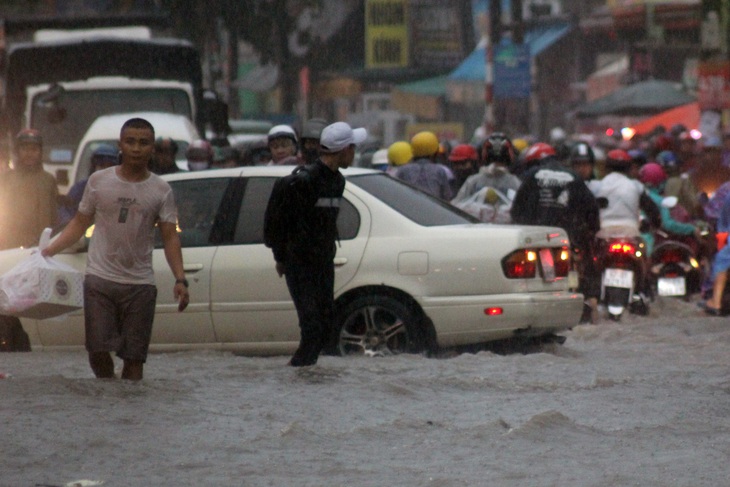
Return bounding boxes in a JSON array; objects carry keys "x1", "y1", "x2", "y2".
[
  {"x1": 649, "y1": 230, "x2": 702, "y2": 300},
  {"x1": 597, "y1": 236, "x2": 650, "y2": 321}
]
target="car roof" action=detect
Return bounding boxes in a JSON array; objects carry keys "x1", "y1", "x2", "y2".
[
  {"x1": 161, "y1": 165, "x2": 379, "y2": 182},
  {"x1": 82, "y1": 111, "x2": 199, "y2": 140}
]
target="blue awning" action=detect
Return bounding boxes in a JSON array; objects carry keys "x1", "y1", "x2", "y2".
[{"x1": 448, "y1": 22, "x2": 573, "y2": 81}]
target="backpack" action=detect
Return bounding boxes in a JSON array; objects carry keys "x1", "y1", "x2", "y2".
[{"x1": 263, "y1": 165, "x2": 311, "y2": 249}]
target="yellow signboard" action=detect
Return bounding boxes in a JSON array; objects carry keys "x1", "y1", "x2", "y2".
[{"x1": 365, "y1": 0, "x2": 409, "y2": 69}]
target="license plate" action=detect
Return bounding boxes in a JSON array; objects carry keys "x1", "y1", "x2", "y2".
[
  {"x1": 539, "y1": 248, "x2": 556, "y2": 282},
  {"x1": 657, "y1": 277, "x2": 686, "y2": 296},
  {"x1": 603, "y1": 268, "x2": 634, "y2": 289}
]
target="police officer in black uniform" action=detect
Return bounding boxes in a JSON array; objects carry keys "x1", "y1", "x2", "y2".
[{"x1": 266, "y1": 121, "x2": 367, "y2": 366}]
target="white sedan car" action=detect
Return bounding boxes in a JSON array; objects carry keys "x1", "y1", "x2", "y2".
[{"x1": 1, "y1": 166, "x2": 583, "y2": 355}]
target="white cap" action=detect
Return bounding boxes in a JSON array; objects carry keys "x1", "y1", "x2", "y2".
[{"x1": 320, "y1": 122, "x2": 367, "y2": 153}]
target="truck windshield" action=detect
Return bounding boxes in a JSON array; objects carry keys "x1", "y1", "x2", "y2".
[{"x1": 31, "y1": 88, "x2": 192, "y2": 164}]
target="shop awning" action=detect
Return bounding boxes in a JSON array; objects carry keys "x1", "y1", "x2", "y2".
[
  {"x1": 575, "y1": 79, "x2": 695, "y2": 117},
  {"x1": 630, "y1": 102, "x2": 700, "y2": 135},
  {"x1": 448, "y1": 21, "x2": 573, "y2": 82}
]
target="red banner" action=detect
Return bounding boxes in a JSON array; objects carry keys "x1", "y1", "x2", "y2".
[{"x1": 697, "y1": 60, "x2": 730, "y2": 110}]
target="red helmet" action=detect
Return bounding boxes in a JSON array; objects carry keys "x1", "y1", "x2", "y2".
[
  {"x1": 638, "y1": 162, "x2": 667, "y2": 187},
  {"x1": 524, "y1": 142, "x2": 556, "y2": 164},
  {"x1": 605, "y1": 149, "x2": 632, "y2": 171},
  {"x1": 448, "y1": 144, "x2": 478, "y2": 162}
]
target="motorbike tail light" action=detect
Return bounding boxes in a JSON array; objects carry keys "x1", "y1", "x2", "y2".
[
  {"x1": 608, "y1": 242, "x2": 636, "y2": 255},
  {"x1": 554, "y1": 247, "x2": 571, "y2": 277},
  {"x1": 659, "y1": 249, "x2": 682, "y2": 264},
  {"x1": 502, "y1": 250, "x2": 537, "y2": 279}
]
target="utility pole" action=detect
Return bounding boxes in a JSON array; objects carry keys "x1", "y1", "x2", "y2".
[
  {"x1": 486, "y1": 1, "x2": 524, "y2": 134},
  {"x1": 485, "y1": 0, "x2": 502, "y2": 134}
]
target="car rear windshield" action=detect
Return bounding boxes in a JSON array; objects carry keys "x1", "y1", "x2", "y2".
[{"x1": 347, "y1": 173, "x2": 479, "y2": 226}]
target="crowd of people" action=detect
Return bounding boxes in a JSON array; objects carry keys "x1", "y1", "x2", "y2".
[
  {"x1": 365, "y1": 124, "x2": 730, "y2": 322},
  {"x1": 2, "y1": 116, "x2": 729, "y2": 372}
]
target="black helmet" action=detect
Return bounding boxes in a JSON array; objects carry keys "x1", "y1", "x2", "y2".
[
  {"x1": 569, "y1": 142, "x2": 595, "y2": 166},
  {"x1": 15, "y1": 128, "x2": 43, "y2": 147},
  {"x1": 483, "y1": 132, "x2": 514, "y2": 165},
  {"x1": 301, "y1": 118, "x2": 328, "y2": 140}
]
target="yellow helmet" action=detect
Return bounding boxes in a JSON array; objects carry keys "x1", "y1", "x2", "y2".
[
  {"x1": 410, "y1": 131, "x2": 439, "y2": 158},
  {"x1": 387, "y1": 141, "x2": 413, "y2": 166},
  {"x1": 512, "y1": 138, "x2": 529, "y2": 154}
]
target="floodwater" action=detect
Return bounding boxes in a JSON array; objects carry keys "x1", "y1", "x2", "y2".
[{"x1": 1, "y1": 297, "x2": 729, "y2": 487}]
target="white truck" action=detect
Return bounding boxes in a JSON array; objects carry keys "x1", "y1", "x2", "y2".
[{"x1": 1, "y1": 29, "x2": 227, "y2": 193}]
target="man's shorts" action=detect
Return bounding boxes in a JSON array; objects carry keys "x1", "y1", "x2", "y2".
[
  {"x1": 712, "y1": 244, "x2": 730, "y2": 277},
  {"x1": 84, "y1": 274, "x2": 158, "y2": 362}
]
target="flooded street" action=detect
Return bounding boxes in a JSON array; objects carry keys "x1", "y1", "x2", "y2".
[{"x1": 2, "y1": 297, "x2": 729, "y2": 487}]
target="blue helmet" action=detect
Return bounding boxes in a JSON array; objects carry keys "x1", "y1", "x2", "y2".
[{"x1": 655, "y1": 150, "x2": 678, "y2": 170}]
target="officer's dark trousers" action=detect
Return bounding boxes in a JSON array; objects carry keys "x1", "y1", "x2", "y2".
[{"x1": 284, "y1": 260, "x2": 335, "y2": 366}]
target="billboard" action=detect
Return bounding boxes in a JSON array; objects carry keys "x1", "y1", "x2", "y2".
[{"x1": 365, "y1": 0, "x2": 409, "y2": 69}]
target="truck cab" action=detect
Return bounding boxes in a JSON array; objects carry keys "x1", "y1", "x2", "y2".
[
  {"x1": 1, "y1": 34, "x2": 227, "y2": 192},
  {"x1": 28, "y1": 77, "x2": 196, "y2": 192}
]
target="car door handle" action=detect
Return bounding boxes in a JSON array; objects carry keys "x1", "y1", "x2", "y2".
[
  {"x1": 334, "y1": 257, "x2": 348, "y2": 267},
  {"x1": 184, "y1": 263, "x2": 204, "y2": 273}
]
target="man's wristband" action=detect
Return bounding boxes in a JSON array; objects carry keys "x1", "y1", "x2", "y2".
[{"x1": 175, "y1": 278, "x2": 189, "y2": 288}]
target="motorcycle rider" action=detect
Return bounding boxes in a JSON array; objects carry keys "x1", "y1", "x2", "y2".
[
  {"x1": 589, "y1": 149, "x2": 661, "y2": 308},
  {"x1": 395, "y1": 131, "x2": 453, "y2": 200},
  {"x1": 447, "y1": 144, "x2": 478, "y2": 196},
  {"x1": 589, "y1": 149, "x2": 661, "y2": 238},
  {"x1": 657, "y1": 150, "x2": 704, "y2": 220},
  {"x1": 638, "y1": 162, "x2": 700, "y2": 256},
  {"x1": 451, "y1": 132, "x2": 521, "y2": 207}
]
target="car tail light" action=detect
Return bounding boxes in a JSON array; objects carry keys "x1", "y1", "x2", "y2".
[
  {"x1": 485, "y1": 307, "x2": 503, "y2": 316},
  {"x1": 553, "y1": 247, "x2": 570, "y2": 277},
  {"x1": 502, "y1": 250, "x2": 537, "y2": 278},
  {"x1": 608, "y1": 242, "x2": 636, "y2": 255}
]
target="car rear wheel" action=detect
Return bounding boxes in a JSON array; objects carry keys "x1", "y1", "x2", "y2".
[{"x1": 334, "y1": 295, "x2": 425, "y2": 357}]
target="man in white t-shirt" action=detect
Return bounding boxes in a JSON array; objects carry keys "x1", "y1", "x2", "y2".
[{"x1": 43, "y1": 118, "x2": 189, "y2": 380}]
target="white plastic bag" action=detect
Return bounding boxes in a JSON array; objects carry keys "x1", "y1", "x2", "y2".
[
  {"x1": 0, "y1": 228, "x2": 84, "y2": 319},
  {"x1": 454, "y1": 186, "x2": 514, "y2": 224}
]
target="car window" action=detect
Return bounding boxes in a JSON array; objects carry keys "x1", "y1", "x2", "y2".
[
  {"x1": 233, "y1": 177, "x2": 361, "y2": 245},
  {"x1": 347, "y1": 173, "x2": 478, "y2": 226},
  {"x1": 160, "y1": 178, "x2": 230, "y2": 248}
]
